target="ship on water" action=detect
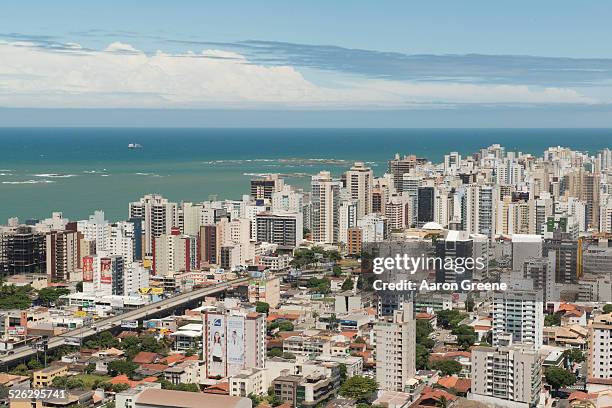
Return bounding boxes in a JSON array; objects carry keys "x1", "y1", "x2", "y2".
[{"x1": 128, "y1": 143, "x2": 143, "y2": 149}]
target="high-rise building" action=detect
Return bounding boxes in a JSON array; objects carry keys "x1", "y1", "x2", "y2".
[
  {"x1": 82, "y1": 253, "x2": 125, "y2": 296},
  {"x1": 250, "y1": 174, "x2": 283, "y2": 200},
  {"x1": 588, "y1": 313, "x2": 612, "y2": 381},
  {"x1": 0, "y1": 225, "x2": 46, "y2": 277},
  {"x1": 338, "y1": 199, "x2": 358, "y2": 244},
  {"x1": 123, "y1": 263, "x2": 150, "y2": 296},
  {"x1": 511, "y1": 234, "x2": 543, "y2": 272},
  {"x1": 129, "y1": 195, "x2": 178, "y2": 256},
  {"x1": 311, "y1": 171, "x2": 341, "y2": 244},
  {"x1": 417, "y1": 186, "x2": 434, "y2": 226},
  {"x1": 153, "y1": 228, "x2": 198, "y2": 276},
  {"x1": 255, "y1": 212, "x2": 303, "y2": 248},
  {"x1": 77, "y1": 210, "x2": 109, "y2": 253},
  {"x1": 45, "y1": 229, "x2": 81, "y2": 282},
  {"x1": 203, "y1": 311, "x2": 266, "y2": 378},
  {"x1": 199, "y1": 225, "x2": 218, "y2": 265},
  {"x1": 357, "y1": 213, "x2": 388, "y2": 243},
  {"x1": 492, "y1": 289, "x2": 543, "y2": 349},
  {"x1": 346, "y1": 162, "x2": 373, "y2": 219},
  {"x1": 471, "y1": 343, "x2": 542, "y2": 407},
  {"x1": 108, "y1": 221, "x2": 135, "y2": 264},
  {"x1": 271, "y1": 185, "x2": 303, "y2": 214},
  {"x1": 543, "y1": 231, "x2": 579, "y2": 283},
  {"x1": 346, "y1": 228, "x2": 362, "y2": 257},
  {"x1": 385, "y1": 194, "x2": 410, "y2": 231},
  {"x1": 435, "y1": 230, "x2": 474, "y2": 285},
  {"x1": 375, "y1": 302, "x2": 416, "y2": 391},
  {"x1": 388, "y1": 154, "x2": 425, "y2": 193}
]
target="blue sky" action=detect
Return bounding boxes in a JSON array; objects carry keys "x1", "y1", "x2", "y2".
[{"x1": 2, "y1": 1, "x2": 612, "y2": 126}]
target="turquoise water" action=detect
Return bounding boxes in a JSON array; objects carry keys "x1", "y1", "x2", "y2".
[{"x1": 1, "y1": 128, "x2": 611, "y2": 222}]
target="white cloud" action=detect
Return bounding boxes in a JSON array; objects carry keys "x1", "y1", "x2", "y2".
[{"x1": 0, "y1": 41, "x2": 597, "y2": 108}]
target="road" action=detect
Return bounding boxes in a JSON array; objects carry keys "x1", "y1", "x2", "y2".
[{"x1": 0, "y1": 277, "x2": 249, "y2": 367}]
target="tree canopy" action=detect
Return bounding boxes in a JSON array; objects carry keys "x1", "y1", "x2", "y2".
[
  {"x1": 545, "y1": 367, "x2": 576, "y2": 391},
  {"x1": 432, "y1": 360, "x2": 463, "y2": 376},
  {"x1": 339, "y1": 376, "x2": 378, "y2": 403},
  {"x1": 255, "y1": 302, "x2": 270, "y2": 314}
]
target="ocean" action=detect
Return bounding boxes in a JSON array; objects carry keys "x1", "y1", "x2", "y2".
[{"x1": 1, "y1": 128, "x2": 611, "y2": 223}]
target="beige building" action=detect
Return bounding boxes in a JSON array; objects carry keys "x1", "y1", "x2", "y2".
[
  {"x1": 229, "y1": 368, "x2": 267, "y2": 397},
  {"x1": 588, "y1": 313, "x2": 612, "y2": 381},
  {"x1": 375, "y1": 302, "x2": 416, "y2": 391},
  {"x1": 32, "y1": 365, "x2": 68, "y2": 388},
  {"x1": 248, "y1": 276, "x2": 280, "y2": 308},
  {"x1": 311, "y1": 171, "x2": 341, "y2": 244},
  {"x1": 346, "y1": 162, "x2": 373, "y2": 219},
  {"x1": 470, "y1": 343, "x2": 542, "y2": 408}
]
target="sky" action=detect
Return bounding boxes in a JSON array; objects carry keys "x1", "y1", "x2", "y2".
[{"x1": 2, "y1": 1, "x2": 612, "y2": 127}]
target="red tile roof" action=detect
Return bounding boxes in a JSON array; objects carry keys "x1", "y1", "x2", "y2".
[
  {"x1": 133, "y1": 351, "x2": 160, "y2": 364},
  {"x1": 204, "y1": 382, "x2": 229, "y2": 395}
]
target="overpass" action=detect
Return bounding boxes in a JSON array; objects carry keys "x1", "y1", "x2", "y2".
[{"x1": 0, "y1": 277, "x2": 249, "y2": 367}]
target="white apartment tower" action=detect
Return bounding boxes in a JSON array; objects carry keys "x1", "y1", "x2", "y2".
[
  {"x1": 493, "y1": 289, "x2": 543, "y2": 349},
  {"x1": 129, "y1": 194, "x2": 178, "y2": 256},
  {"x1": 346, "y1": 162, "x2": 373, "y2": 219},
  {"x1": 471, "y1": 343, "x2": 542, "y2": 407},
  {"x1": 108, "y1": 221, "x2": 135, "y2": 264},
  {"x1": 311, "y1": 171, "x2": 341, "y2": 244}
]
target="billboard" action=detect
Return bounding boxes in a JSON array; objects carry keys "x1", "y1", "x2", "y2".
[
  {"x1": 83, "y1": 256, "x2": 94, "y2": 282},
  {"x1": 64, "y1": 337, "x2": 82, "y2": 346},
  {"x1": 100, "y1": 258, "x2": 112, "y2": 284},
  {"x1": 226, "y1": 315, "x2": 245, "y2": 376},
  {"x1": 121, "y1": 320, "x2": 139, "y2": 329},
  {"x1": 206, "y1": 314, "x2": 226, "y2": 378}
]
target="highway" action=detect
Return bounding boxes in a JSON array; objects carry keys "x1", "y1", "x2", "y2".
[{"x1": 0, "y1": 277, "x2": 249, "y2": 367}]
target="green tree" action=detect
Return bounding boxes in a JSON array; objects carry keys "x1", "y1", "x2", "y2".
[
  {"x1": 338, "y1": 363, "x2": 347, "y2": 381},
  {"x1": 140, "y1": 335, "x2": 165, "y2": 353},
  {"x1": 465, "y1": 296, "x2": 475, "y2": 312},
  {"x1": 75, "y1": 281, "x2": 84, "y2": 292},
  {"x1": 432, "y1": 360, "x2": 463, "y2": 376},
  {"x1": 339, "y1": 376, "x2": 378, "y2": 403},
  {"x1": 248, "y1": 393, "x2": 263, "y2": 406},
  {"x1": 436, "y1": 310, "x2": 466, "y2": 329},
  {"x1": 268, "y1": 320, "x2": 294, "y2": 333},
  {"x1": 341, "y1": 277, "x2": 354, "y2": 291},
  {"x1": 267, "y1": 348, "x2": 283, "y2": 358},
  {"x1": 563, "y1": 348, "x2": 585, "y2": 365},
  {"x1": 27, "y1": 358, "x2": 43, "y2": 370},
  {"x1": 52, "y1": 376, "x2": 68, "y2": 389},
  {"x1": 65, "y1": 377, "x2": 86, "y2": 390},
  {"x1": 325, "y1": 250, "x2": 341, "y2": 262},
  {"x1": 452, "y1": 325, "x2": 477, "y2": 350},
  {"x1": 416, "y1": 344, "x2": 430, "y2": 370},
  {"x1": 255, "y1": 302, "x2": 270, "y2": 314},
  {"x1": 10, "y1": 364, "x2": 28, "y2": 376},
  {"x1": 37, "y1": 287, "x2": 70, "y2": 306},
  {"x1": 107, "y1": 360, "x2": 138, "y2": 378},
  {"x1": 281, "y1": 352, "x2": 296, "y2": 360},
  {"x1": 0, "y1": 285, "x2": 34, "y2": 309},
  {"x1": 332, "y1": 266, "x2": 343, "y2": 277},
  {"x1": 545, "y1": 314, "x2": 561, "y2": 327},
  {"x1": 603, "y1": 304, "x2": 612, "y2": 314},
  {"x1": 111, "y1": 384, "x2": 130, "y2": 393},
  {"x1": 545, "y1": 367, "x2": 576, "y2": 393},
  {"x1": 307, "y1": 277, "x2": 331, "y2": 294},
  {"x1": 435, "y1": 396, "x2": 450, "y2": 408}
]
